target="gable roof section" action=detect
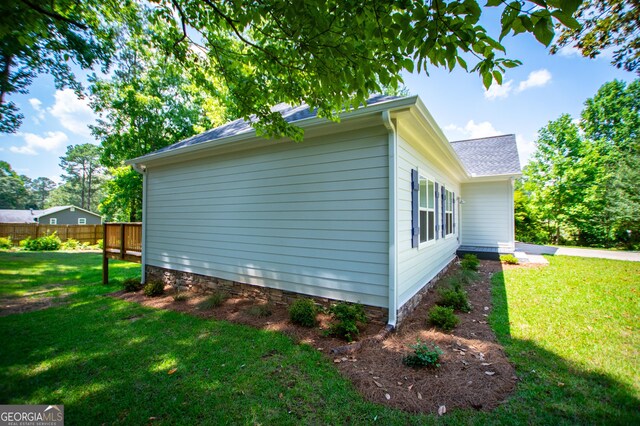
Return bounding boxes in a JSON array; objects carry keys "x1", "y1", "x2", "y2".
[
  {"x1": 152, "y1": 94, "x2": 402, "y2": 155},
  {"x1": 0, "y1": 209, "x2": 40, "y2": 223},
  {"x1": 0, "y1": 206, "x2": 101, "y2": 223},
  {"x1": 128, "y1": 95, "x2": 521, "y2": 180},
  {"x1": 450, "y1": 135, "x2": 521, "y2": 177}
]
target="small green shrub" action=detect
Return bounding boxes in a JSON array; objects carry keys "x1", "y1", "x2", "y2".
[
  {"x1": 21, "y1": 233, "x2": 62, "y2": 251},
  {"x1": 500, "y1": 254, "x2": 519, "y2": 264},
  {"x1": 97, "y1": 239, "x2": 103, "y2": 249},
  {"x1": 0, "y1": 236, "x2": 12, "y2": 249},
  {"x1": 143, "y1": 280, "x2": 165, "y2": 297},
  {"x1": 437, "y1": 286, "x2": 471, "y2": 312},
  {"x1": 198, "y1": 291, "x2": 229, "y2": 309},
  {"x1": 402, "y1": 340, "x2": 443, "y2": 368},
  {"x1": 173, "y1": 292, "x2": 189, "y2": 302},
  {"x1": 458, "y1": 269, "x2": 480, "y2": 284},
  {"x1": 122, "y1": 277, "x2": 143, "y2": 292},
  {"x1": 327, "y1": 302, "x2": 368, "y2": 342},
  {"x1": 60, "y1": 238, "x2": 80, "y2": 250},
  {"x1": 289, "y1": 298, "x2": 318, "y2": 327},
  {"x1": 428, "y1": 305, "x2": 459, "y2": 331},
  {"x1": 460, "y1": 253, "x2": 480, "y2": 271},
  {"x1": 247, "y1": 304, "x2": 273, "y2": 318}
]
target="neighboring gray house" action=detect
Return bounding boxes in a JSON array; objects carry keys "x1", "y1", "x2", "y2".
[
  {"x1": 127, "y1": 95, "x2": 521, "y2": 326},
  {"x1": 0, "y1": 206, "x2": 102, "y2": 225}
]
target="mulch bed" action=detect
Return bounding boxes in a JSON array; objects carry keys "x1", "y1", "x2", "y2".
[{"x1": 110, "y1": 260, "x2": 517, "y2": 414}]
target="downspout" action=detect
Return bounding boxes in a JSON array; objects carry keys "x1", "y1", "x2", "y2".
[
  {"x1": 132, "y1": 163, "x2": 148, "y2": 284},
  {"x1": 382, "y1": 111, "x2": 398, "y2": 329}
]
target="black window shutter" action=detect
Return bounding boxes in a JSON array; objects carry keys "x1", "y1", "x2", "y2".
[
  {"x1": 434, "y1": 182, "x2": 439, "y2": 240},
  {"x1": 441, "y1": 185, "x2": 446, "y2": 238},
  {"x1": 411, "y1": 169, "x2": 419, "y2": 248},
  {"x1": 452, "y1": 192, "x2": 456, "y2": 233}
]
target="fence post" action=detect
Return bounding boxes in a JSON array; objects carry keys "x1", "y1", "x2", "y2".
[
  {"x1": 120, "y1": 223, "x2": 125, "y2": 260},
  {"x1": 102, "y1": 224, "x2": 108, "y2": 284},
  {"x1": 35, "y1": 224, "x2": 39, "y2": 239}
]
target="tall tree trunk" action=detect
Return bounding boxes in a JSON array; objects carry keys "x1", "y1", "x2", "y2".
[{"x1": 87, "y1": 164, "x2": 93, "y2": 211}]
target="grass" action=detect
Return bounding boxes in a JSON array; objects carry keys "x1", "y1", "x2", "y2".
[
  {"x1": 0, "y1": 252, "x2": 638, "y2": 424},
  {"x1": 0, "y1": 251, "x2": 139, "y2": 299},
  {"x1": 490, "y1": 256, "x2": 640, "y2": 424}
]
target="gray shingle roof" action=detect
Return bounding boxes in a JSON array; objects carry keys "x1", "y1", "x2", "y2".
[
  {"x1": 0, "y1": 209, "x2": 41, "y2": 223},
  {"x1": 0, "y1": 206, "x2": 101, "y2": 223},
  {"x1": 152, "y1": 95, "x2": 402, "y2": 155},
  {"x1": 450, "y1": 134, "x2": 521, "y2": 176}
]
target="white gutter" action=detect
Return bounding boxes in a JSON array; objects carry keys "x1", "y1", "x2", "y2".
[
  {"x1": 382, "y1": 110, "x2": 398, "y2": 329},
  {"x1": 131, "y1": 164, "x2": 148, "y2": 283}
]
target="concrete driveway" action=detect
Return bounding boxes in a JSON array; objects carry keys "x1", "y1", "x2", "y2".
[{"x1": 515, "y1": 242, "x2": 640, "y2": 262}]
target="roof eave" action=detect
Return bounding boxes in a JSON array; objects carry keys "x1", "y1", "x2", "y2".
[
  {"x1": 465, "y1": 172, "x2": 522, "y2": 182},
  {"x1": 126, "y1": 96, "x2": 420, "y2": 169}
]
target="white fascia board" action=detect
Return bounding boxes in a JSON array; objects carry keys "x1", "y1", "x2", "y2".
[
  {"x1": 126, "y1": 96, "x2": 420, "y2": 169},
  {"x1": 465, "y1": 172, "x2": 523, "y2": 182}
]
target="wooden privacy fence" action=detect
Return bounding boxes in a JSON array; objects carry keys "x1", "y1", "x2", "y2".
[
  {"x1": 103, "y1": 222, "x2": 142, "y2": 284},
  {"x1": 0, "y1": 223, "x2": 103, "y2": 245}
]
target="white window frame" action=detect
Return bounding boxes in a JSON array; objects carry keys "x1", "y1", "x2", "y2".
[
  {"x1": 78, "y1": 218, "x2": 87, "y2": 225},
  {"x1": 49, "y1": 218, "x2": 57, "y2": 225},
  {"x1": 445, "y1": 189, "x2": 454, "y2": 237},
  {"x1": 418, "y1": 171, "x2": 436, "y2": 248}
]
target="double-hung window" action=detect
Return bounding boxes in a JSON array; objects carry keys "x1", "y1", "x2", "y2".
[
  {"x1": 445, "y1": 189, "x2": 454, "y2": 236},
  {"x1": 419, "y1": 175, "x2": 435, "y2": 244}
]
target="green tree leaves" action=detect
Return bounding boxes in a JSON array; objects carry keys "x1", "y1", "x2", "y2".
[
  {"x1": 2, "y1": 0, "x2": 586, "y2": 135},
  {"x1": 519, "y1": 79, "x2": 640, "y2": 247},
  {"x1": 551, "y1": 0, "x2": 640, "y2": 74}
]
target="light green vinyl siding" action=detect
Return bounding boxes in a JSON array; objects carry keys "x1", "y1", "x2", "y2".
[
  {"x1": 396, "y1": 134, "x2": 460, "y2": 307},
  {"x1": 145, "y1": 126, "x2": 390, "y2": 307},
  {"x1": 460, "y1": 181, "x2": 514, "y2": 250}
]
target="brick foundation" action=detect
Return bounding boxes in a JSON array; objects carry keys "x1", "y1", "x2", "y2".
[
  {"x1": 395, "y1": 257, "x2": 457, "y2": 325},
  {"x1": 145, "y1": 265, "x2": 388, "y2": 324}
]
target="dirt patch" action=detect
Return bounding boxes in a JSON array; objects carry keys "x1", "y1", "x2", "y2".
[
  {"x1": 0, "y1": 293, "x2": 69, "y2": 317},
  {"x1": 110, "y1": 260, "x2": 516, "y2": 414}
]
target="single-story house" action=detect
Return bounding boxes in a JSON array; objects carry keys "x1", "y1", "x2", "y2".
[
  {"x1": 127, "y1": 95, "x2": 521, "y2": 326},
  {"x1": 0, "y1": 206, "x2": 102, "y2": 225}
]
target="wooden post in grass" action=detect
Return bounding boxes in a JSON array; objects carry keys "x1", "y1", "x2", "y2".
[
  {"x1": 120, "y1": 223, "x2": 125, "y2": 260},
  {"x1": 102, "y1": 224, "x2": 108, "y2": 284}
]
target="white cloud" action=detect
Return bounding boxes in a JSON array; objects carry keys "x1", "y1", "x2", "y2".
[
  {"x1": 484, "y1": 80, "x2": 513, "y2": 100},
  {"x1": 517, "y1": 69, "x2": 552, "y2": 92},
  {"x1": 516, "y1": 133, "x2": 536, "y2": 166},
  {"x1": 49, "y1": 89, "x2": 96, "y2": 139},
  {"x1": 464, "y1": 120, "x2": 502, "y2": 138},
  {"x1": 557, "y1": 45, "x2": 581, "y2": 57},
  {"x1": 444, "y1": 120, "x2": 503, "y2": 140},
  {"x1": 10, "y1": 131, "x2": 68, "y2": 155},
  {"x1": 29, "y1": 98, "x2": 46, "y2": 123}
]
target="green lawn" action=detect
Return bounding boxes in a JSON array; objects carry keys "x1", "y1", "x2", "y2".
[{"x1": 0, "y1": 252, "x2": 638, "y2": 425}]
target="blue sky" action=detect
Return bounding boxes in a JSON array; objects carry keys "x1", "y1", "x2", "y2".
[{"x1": 0, "y1": 21, "x2": 634, "y2": 182}]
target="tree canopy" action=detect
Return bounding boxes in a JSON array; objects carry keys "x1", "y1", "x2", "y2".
[
  {"x1": 1, "y1": 0, "x2": 586, "y2": 136},
  {"x1": 552, "y1": 0, "x2": 640, "y2": 74},
  {"x1": 518, "y1": 79, "x2": 640, "y2": 248}
]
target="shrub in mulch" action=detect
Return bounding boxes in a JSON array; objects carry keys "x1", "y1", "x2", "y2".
[
  {"x1": 198, "y1": 291, "x2": 229, "y2": 309},
  {"x1": 289, "y1": 298, "x2": 318, "y2": 327},
  {"x1": 428, "y1": 305, "x2": 459, "y2": 331},
  {"x1": 122, "y1": 277, "x2": 143, "y2": 292},
  {"x1": 461, "y1": 253, "x2": 480, "y2": 271},
  {"x1": 143, "y1": 280, "x2": 164, "y2": 297},
  {"x1": 326, "y1": 302, "x2": 368, "y2": 342}
]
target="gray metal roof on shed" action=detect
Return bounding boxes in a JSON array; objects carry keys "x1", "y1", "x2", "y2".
[
  {"x1": 450, "y1": 134, "x2": 521, "y2": 176},
  {"x1": 152, "y1": 95, "x2": 402, "y2": 155}
]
